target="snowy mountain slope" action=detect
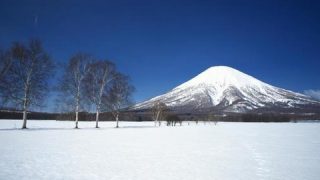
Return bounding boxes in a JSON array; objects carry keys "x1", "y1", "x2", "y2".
[{"x1": 134, "y1": 66, "x2": 320, "y2": 113}]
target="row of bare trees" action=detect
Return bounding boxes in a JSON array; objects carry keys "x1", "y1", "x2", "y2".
[
  {"x1": 0, "y1": 39, "x2": 134, "y2": 129},
  {"x1": 58, "y1": 53, "x2": 134, "y2": 128}
]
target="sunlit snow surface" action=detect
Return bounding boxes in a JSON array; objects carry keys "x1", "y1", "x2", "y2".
[{"x1": 0, "y1": 120, "x2": 320, "y2": 180}]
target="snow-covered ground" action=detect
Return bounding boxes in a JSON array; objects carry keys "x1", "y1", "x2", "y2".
[{"x1": 0, "y1": 120, "x2": 320, "y2": 180}]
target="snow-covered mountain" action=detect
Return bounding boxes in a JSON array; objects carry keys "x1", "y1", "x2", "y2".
[{"x1": 134, "y1": 66, "x2": 320, "y2": 113}]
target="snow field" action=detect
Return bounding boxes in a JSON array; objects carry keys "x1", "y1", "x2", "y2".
[{"x1": 0, "y1": 120, "x2": 320, "y2": 180}]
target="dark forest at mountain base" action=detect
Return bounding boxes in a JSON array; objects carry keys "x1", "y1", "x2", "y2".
[{"x1": 1, "y1": 110, "x2": 319, "y2": 123}]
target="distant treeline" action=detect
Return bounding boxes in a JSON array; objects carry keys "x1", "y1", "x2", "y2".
[
  {"x1": 221, "y1": 114, "x2": 291, "y2": 122},
  {"x1": 178, "y1": 113, "x2": 320, "y2": 122},
  {"x1": 1, "y1": 110, "x2": 319, "y2": 122},
  {"x1": 0, "y1": 111, "x2": 137, "y2": 121}
]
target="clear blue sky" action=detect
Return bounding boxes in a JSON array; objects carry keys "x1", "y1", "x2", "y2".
[{"x1": 1, "y1": 0, "x2": 320, "y2": 108}]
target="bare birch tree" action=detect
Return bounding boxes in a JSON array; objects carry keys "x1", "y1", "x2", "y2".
[
  {"x1": 104, "y1": 74, "x2": 134, "y2": 128},
  {"x1": 84, "y1": 60, "x2": 116, "y2": 128},
  {"x1": 3, "y1": 40, "x2": 54, "y2": 128},
  {"x1": 151, "y1": 101, "x2": 168, "y2": 126},
  {"x1": 58, "y1": 53, "x2": 92, "y2": 128},
  {"x1": 0, "y1": 48, "x2": 13, "y2": 81}
]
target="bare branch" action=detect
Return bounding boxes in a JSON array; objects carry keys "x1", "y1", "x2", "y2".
[
  {"x1": 2, "y1": 39, "x2": 54, "y2": 128},
  {"x1": 83, "y1": 60, "x2": 116, "y2": 128},
  {"x1": 57, "y1": 53, "x2": 92, "y2": 128},
  {"x1": 103, "y1": 73, "x2": 134, "y2": 128}
]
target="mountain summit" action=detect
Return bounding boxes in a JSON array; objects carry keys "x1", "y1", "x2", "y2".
[{"x1": 134, "y1": 66, "x2": 319, "y2": 113}]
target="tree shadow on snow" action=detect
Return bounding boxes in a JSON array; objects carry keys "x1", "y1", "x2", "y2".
[
  {"x1": 116, "y1": 125, "x2": 156, "y2": 129},
  {"x1": 0, "y1": 126, "x2": 157, "y2": 131}
]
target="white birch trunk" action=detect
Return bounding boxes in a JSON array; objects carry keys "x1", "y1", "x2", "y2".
[
  {"x1": 75, "y1": 109, "x2": 79, "y2": 128},
  {"x1": 22, "y1": 94, "x2": 28, "y2": 129},
  {"x1": 22, "y1": 109, "x2": 27, "y2": 129},
  {"x1": 22, "y1": 78, "x2": 29, "y2": 129},
  {"x1": 116, "y1": 113, "x2": 119, "y2": 128},
  {"x1": 95, "y1": 110, "x2": 99, "y2": 128},
  {"x1": 75, "y1": 87, "x2": 80, "y2": 129},
  {"x1": 95, "y1": 70, "x2": 107, "y2": 128},
  {"x1": 75, "y1": 99, "x2": 79, "y2": 128},
  {"x1": 155, "y1": 111, "x2": 160, "y2": 127}
]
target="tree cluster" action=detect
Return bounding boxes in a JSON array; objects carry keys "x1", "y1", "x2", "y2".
[
  {"x1": 151, "y1": 101, "x2": 168, "y2": 126},
  {"x1": 0, "y1": 40, "x2": 134, "y2": 129},
  {"x1": 166, "y1": 114, "x2": 182, "y2": 126},
  {"x1": 56, "y1": 53, "x2": 134, "y2": 128}
]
